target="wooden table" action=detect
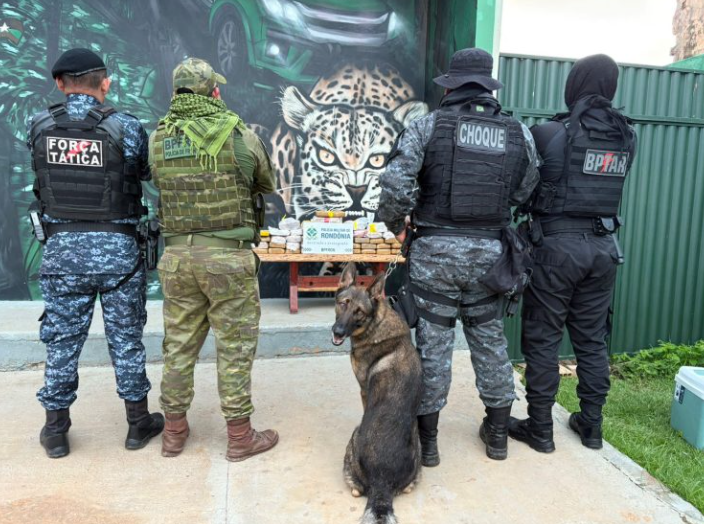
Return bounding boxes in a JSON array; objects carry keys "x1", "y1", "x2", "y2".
[{"x1": 256, "y1": 253, "x2": 404, "y2": 313}]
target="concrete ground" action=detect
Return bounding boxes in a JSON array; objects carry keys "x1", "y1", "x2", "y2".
[{"x1": 1, "y1": 353, "x2": 702, "y2": 524}]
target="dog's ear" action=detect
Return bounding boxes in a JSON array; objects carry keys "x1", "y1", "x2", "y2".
[
  {"x1": 339, "y1": 262, "x2": 357, "y2": 290},
  {"x1": 367, "y1": 273, "x2": 386, "y2": 302}
]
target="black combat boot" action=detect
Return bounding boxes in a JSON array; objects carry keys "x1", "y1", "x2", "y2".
[
  {"x1": 508, "y1": 405, "x2": 556, "y2": 453},
  {"x1": 568, "y1": 412, "x2": 603, "y2": 450},
  {"x1": 479, "y1": 404, "x2": 512, "y2": 460},
  {"x1": 40, "y1": 408, "x2": 71, "y2": 458},
  {"x1": 418, "y1": 412, "x2": 440, "y2": 467},
  {"x1": 124, "y1": 397, "x2": 165, "y2": 450}
]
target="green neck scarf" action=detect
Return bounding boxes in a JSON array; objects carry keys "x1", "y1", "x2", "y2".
[{"x1": 162, "y1": 93, "x2": 245, "y2": 170}]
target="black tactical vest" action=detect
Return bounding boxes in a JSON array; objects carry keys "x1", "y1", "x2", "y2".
[
  {"x1": 546, "y1": 116, "x2": 632, "y2": 218},
  {"x1": 415, "y1": 100, "x2": 528, "y2": 228},
  {"x1": 29, "y1": 103, "x2": 144, "y2": 221}
]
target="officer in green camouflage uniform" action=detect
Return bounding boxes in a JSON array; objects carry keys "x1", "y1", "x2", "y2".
[{"x1": 150, "y1": 58, "x2": 278, "y2": 461}]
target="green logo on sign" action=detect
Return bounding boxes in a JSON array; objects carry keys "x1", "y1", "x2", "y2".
[{"x1": 306, "y1": 226, "x2": 318, "y2": 240}]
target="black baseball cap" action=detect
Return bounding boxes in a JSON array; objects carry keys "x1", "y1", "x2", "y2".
[
  {"x1": 51, "y1": 48, "x2": 107, "y2": 79},
  {"x1": 433, "y1": 48, "x2": 503, "y2": 91}
]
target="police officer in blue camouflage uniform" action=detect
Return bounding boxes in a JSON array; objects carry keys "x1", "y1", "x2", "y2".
[
  {"x1": 27, "y1": 48, "x2": 163, "y2": 458},
  {"x1": 378, "y1": 49, "x2": 540, "y2": 466}
]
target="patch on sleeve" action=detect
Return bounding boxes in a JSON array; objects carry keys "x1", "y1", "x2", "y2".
[
  {"x1": 582, "y1": 149, "x2": 629, "y2": 177},
  {"x1": 46, "y1": 135, "x2": 103, "y2": 167},
  {"x1": 163, "y1": 135, "x2": 196, "y2": 160}
]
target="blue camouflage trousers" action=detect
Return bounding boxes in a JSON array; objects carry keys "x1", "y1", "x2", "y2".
[
  {"x1": 36, "y1": 268, "x2": 151, "y2": 410},
  {"x1": 410, "y1": 236, "x2": 517, "y2": 415}
]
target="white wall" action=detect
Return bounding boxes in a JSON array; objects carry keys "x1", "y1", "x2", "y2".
[{"x1": 499, "y1": 0, "x2": 677, "y2": 66}]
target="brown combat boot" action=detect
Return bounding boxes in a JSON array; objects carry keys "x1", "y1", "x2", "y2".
[
  {"x1": 161, "y1": 413, "x2": 189, "y2": 458},
  {"x1": 226, "y1": 417, "x2": 279, "y2": 462}
]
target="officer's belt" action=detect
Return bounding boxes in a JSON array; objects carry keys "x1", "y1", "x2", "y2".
[
  {"x1": 164, "y1": 234, "x2": 252, "y2": 250},
  {"x1": 409, "y1": 282, "x2": 498, "y2": 328},
  {"x1": 539, "y1": 217, "x2": 599, "y2": 236},
  {"x1": 46, "y1": 222, "x2": 137, "y2": 238},
  {"x1": 414, "y1": 227, "x2": 503, "y2": 240}
]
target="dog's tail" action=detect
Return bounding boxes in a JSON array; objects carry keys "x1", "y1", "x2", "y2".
[{"x1": 360, "y1": 485, "x2": 397, "y2": 524}]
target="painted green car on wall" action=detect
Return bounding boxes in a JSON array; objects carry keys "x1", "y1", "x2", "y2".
[{"x1": 209, "y1": 0, "x2": 408, "y2": 86}]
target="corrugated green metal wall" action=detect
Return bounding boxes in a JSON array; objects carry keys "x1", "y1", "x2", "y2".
[{"x1": 498, "y1": 53, "x2": 704, "y2": 360}]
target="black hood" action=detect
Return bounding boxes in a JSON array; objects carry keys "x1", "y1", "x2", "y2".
[
  {"x1": 440, "y1": 83, "x2": 498, "y2": 110},
  {"x1": 559, "y1": 54, "x2": 632, "y2": 148},
  {"x1": 565, "y1": 54, "x2": 619, "y2": 109},
  {"x1": 581, "y1": 108, "x2": 628, "y2": 137}
]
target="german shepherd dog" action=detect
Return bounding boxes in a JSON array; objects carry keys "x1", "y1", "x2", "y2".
[{"x1": 332, "y1": 263, "x2": 422, "y2": 524}]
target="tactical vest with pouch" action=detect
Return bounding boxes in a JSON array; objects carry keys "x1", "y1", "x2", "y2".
[
  {"x1": 415, "y1": 99, "x2": 528, "y2": 228},
  {"x1": 30, "y1": 103, "x2": 144, "y2": 221},
  {"x1": 151, "y1": 124, "x2": 255, "y2": 234},
  {"x1": 540, "y1": 115, "x2": 633, "y2": 218}
]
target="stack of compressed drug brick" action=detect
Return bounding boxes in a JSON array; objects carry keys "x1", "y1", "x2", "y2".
[
  {"x1": 267, "y1": 227, "x2": 289, "y2": 254},
  {"x1": 352, "y1": 217, "x2": 370, "y2": 255},
  {"x1": 279, "y1": 217, "x2": 303, "y2": 254},
  {"x1": 254, "y1": 230, "x2": 270, "y2": 255},
  {"x1": 352, "y1": 222, "x2": 403, "y2": 256},
  {"x1": 384, "y1": 231, "x2": 403, "y2": 253},
  {"x1": 253, "y1": 217, "x2": 303, "y2": 254},
  {"x1": 365, "y1": 222, "x2": 386, "y2": 255}
]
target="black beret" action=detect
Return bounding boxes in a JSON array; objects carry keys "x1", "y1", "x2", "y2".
[{"x1": 51, "y1": 48, "x2": 107, "y2": 79}]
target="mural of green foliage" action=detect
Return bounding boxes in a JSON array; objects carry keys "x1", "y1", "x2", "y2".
[{"x1": 0, "y1": 0, "x2": 478, "y2": 300}]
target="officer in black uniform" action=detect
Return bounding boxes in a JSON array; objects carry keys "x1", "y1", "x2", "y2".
[
  {"x1": 509, "y1": 54, "x2": 637, "y2": 452},
  {"x1": 27, "y1": 48, "x2": 163, "y2": 458}
]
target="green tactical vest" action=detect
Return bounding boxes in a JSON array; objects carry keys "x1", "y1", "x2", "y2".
[{"x1": 151, "y1": 124, "x2": 256, "y2": 234}]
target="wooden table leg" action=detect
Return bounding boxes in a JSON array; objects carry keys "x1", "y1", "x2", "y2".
[
  {"x1": 289, "y1": 261, "x2": 299, "y2": 314},
  {"x1": 373, "y1": 262, "x2": 387, "y2": 275},
  {"x1": 375, "y1": 263, "x2": 388, "y2": 298}
]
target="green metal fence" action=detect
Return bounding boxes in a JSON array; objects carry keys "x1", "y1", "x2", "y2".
[{"x1": 497, "y1": 53, "x2": 704, "y2": 360}]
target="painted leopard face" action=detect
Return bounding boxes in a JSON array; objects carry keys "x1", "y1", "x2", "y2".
[{"x1": 280, "y1": 84, "x2": 427, "y2": 219}]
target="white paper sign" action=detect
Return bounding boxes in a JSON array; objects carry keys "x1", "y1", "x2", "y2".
[{"x1": 302, "y1": 221, "x2": 353, "y2": 255}]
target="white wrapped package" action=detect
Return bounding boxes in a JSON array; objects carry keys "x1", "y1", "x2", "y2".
[
  {"x1": 369, "y1": 222, "x2": 388, "y2": 233},
  {"x1": 286, "y1": 242, "x2": 301, "y2": 251},
  {"x1": 290, "y1": 229, "x2": 303, "y2": 237},
  {"x1": 352, "y1": 217, "x2": 370, "y2": 231},
  {"x1": 367, "y1": 232, "x2": 383, "y2": 239},
  {"x1": 270, "y1": 236, "x2": 287, "y2": 246},
  {"x1": 383, "y1": 231, "x2": 396, "y2": 240},
  {"x1": 256, "y1": 241, "x2": 269, "y2": 249},
  {"x1": 354, "y1": 229, "x2": 368, "y2": 238},
  {"x1": 278, "y1": 217, "x2": 301, "y2": 230},
  {"x1": 288, "y1": 235, "x2": 303, "y2": 243},
  {"x1": 268, "y1": 227, "x2": 290, "y2": 237}
]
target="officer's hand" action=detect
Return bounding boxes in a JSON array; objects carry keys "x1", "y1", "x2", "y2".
[{"x1": 396, "y1": 215, "x2": 412, "y2": 243}]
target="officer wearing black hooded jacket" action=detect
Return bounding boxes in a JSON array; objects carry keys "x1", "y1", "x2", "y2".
[{"x1": 509, "y1": 55, "x2": 637, "y2": 452}]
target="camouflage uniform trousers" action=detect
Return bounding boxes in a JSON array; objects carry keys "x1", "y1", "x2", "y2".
[
  {"x1": 36, "y1": 267, "x2": 151, "y2": 410},
  {"x1": 158, "y1": 245, "x2": 261, "y2": 420},
  {"x1": 409, "y1": 236, "x2": 517, "y2": 415}
]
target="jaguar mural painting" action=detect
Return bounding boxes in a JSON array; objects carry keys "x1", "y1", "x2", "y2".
[{"x1": 271, "y1": 63, "x2": 427, "y2": 221}]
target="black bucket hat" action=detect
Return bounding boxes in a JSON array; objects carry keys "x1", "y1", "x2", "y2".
[{"x1": 433, "y1": 48, "x2": 503, "y2": 91}]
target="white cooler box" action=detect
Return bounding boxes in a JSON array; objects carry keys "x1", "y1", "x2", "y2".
[{"x1": 671, "y1": 366, "x2": 704, "y2": 449}]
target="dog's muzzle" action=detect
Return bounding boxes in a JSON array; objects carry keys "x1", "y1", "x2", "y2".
[{"x1": 331, "y1": 326, "x2": 347, "y2": 346}]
